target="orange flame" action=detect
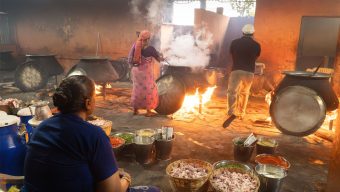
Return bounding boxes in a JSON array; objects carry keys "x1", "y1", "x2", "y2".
[
  {"x1": 95, "y1": 84, "x2": 102, "y2": 95},
  {"x1": 175, "y1": 86, "x2": 216, "y2": 114},
  {"x1": 105, "y1": 83, "x2": 112, "y2": 89},
  {"x1": 321, "y1": 109, "x2": 338, "y2": 131}
]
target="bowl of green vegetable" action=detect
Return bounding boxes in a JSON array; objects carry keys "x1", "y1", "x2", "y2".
[
  {"x1": 113, "y1": 132, "x2": 135, "y2": 156},
  {"x1": 213, "y1": 160, "x2": 253, "y2": 173},
  {"x1": 114, "y1": 132, "x2": 135, "y2": 144}
]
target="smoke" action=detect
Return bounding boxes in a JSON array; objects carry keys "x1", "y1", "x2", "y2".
[
  {"x1": 128, "y1": 0, "x2": 166, "y2": 25},
  {"x1": 128, "y1": 0, "x2": 142, "y2": 16},
  {"x1": 163, "y1": 29, "x2": 213, "y2": 69},
  {"x1": 147, "y1": 0, "x2": 162, "y2": 24}
]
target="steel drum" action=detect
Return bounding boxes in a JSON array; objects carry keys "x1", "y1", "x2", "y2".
[{"x1": 270, "y1": 85, "x2": 326, "y2": 136}]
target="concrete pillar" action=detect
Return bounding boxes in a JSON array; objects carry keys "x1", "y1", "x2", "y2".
[
  {"x1": 327, "y1": 107, "x2": 340, "y2": 191},
  {"x1": 200, "y1": 0, "x2": 206, "y2": 10}
]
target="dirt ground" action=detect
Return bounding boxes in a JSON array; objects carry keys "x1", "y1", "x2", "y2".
[
  {"x1": 0, "y1": 81, "x2": 334, "y2": 192},
  {"x1": 95, "y1": 82, "x2": 333, "y2": 192}
]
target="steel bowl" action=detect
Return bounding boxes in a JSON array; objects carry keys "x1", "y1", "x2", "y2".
[
  {"x1": 113, "y1": 132, "x2": 135, "y2": 145},
  {"x1": 133, "y1": 136, "x2": 155, "y2": 164},
  {"x1": 256, "y1": 137, "x2": 278, "y2": 155},
  {"x1": 255, "y1": 164, "x2": 287, "y2": 192},
  {"x1": 109, "y1": 136, "x2": 125, "y2": 155},
  {"x1": 213, "y1": 160, "x2": 253, "y2": 173},
  {"x1": 113, "y1": 132, "x2": 135, "y2": 155},
  {"x1": 135, "y1": 129, "x2": 156, "y2": 138},
  {"x1": 255, "y1": 154, "x2": 291, "y2": 170}
]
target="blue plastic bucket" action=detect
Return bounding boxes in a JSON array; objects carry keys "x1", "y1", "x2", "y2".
[
  {"x1": 0, "y1": 115, "x2": 26, "y2": 176},
  {"x1": 19, "y1": 115, "x2": 34, "y2": 138}
]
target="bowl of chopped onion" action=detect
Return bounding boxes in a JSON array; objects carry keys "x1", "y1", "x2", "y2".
[
  {"x1": 209, "y1": 167, "x2": 260, "y2": 192},
  {"x1": 166, "y1": 159, "x2": 213, "y2": 192}
]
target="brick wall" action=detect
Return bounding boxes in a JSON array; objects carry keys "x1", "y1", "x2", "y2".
[{"x1": 255, "y1": 0, "x2": 340, "y2": 94}]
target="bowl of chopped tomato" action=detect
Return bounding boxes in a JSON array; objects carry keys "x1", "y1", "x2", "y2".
[{"x1": 109, "y1": 136, "x2": 125, "y2": 155}]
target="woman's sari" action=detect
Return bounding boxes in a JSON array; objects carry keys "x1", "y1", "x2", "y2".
[{"x1": 128, "y1": 44, "x2": 159, "y2": 110}]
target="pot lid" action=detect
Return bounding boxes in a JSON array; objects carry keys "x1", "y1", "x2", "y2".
[
  {"x1": 0, "y1": 110, "x2": 7, "y2": 116},
  {"x1": 270, "y1": 86, "x2": 326, "y2": 136},
  {"x1": 0, "y1": 115, "x2": 20, "y2": 127},
  {"x1": 282, "y1": 71, "x2": 330, "y2": 79}
]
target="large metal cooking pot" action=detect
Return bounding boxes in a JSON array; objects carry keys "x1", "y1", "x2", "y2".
[
  {"x1": 155, "y1": 74, "x2": 186, "y2": 115},
  {"x1": 67, "y1": 56, "x2": 119, "y2": 83},
  {"x1": 155, "y1": 65, "x2": 211, "y2": 115},
  {"x1": 270, "y1": 71, "x2": 338, "y2": 136},
  {"x1": 273, "y1": 71, "x2": 338, "y2": 111},
  {"x1": 15, "y1": 54, "x2": 64, "y2": 91}
]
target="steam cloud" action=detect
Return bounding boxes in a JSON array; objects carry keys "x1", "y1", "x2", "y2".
[
  {"x1": 128, "y1": 0, "x2": 142, "y2": 16},
  {"x1": 163, "y1": 29, "x2": 213, "y2": 69},
  {"x1": 128, "y1": 0, "x2": 213, "y2": 69},
  {"x1": 129, "y1": 0, "x2": 166, "y2": 25}
]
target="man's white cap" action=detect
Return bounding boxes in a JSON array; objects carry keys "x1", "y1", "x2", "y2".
[{"x1": 242, "y1": 24, "x2": 255, "y2": 34}]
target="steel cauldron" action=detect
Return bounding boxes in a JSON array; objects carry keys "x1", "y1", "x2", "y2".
[
  {"x1": 270, "y1": 71, "x2": 339, "y2": 136},
  {"x1": 155, "y1": 66, "x2": 214, "y2": 115},
  {"x1": 0, "y1": 115, "x2": 26, "y2": 176}
]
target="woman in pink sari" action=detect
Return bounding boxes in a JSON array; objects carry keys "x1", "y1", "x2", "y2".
[{"x1": 128, "y1": 30, "x2": 161, "y2": 117}]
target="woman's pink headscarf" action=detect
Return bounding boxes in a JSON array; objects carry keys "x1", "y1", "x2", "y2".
[{"x1": 133, "y1": 30, "x2": 151, "y2": 64}]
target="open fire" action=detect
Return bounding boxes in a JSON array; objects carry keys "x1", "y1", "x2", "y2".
[
  {"x1": 95, "y1": 83, "x2": 113, "y2": 95},
  {"x1": 95, "y1": 84, "x2": 102, "y2": 95},
  {"x1": 173, "y1": 86, "x2": 216, "y2": 118}
]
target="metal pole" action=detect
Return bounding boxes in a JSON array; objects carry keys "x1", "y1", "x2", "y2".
[
  {"x1": 96, "y1": 32, "x2": 100, "y2": 56},
  {"x1": 200, "y1": 0, "x2": 206, "y2": 10},
  {"x1": 103, "y1": 83, "x2": 106, "y2": 101}
]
